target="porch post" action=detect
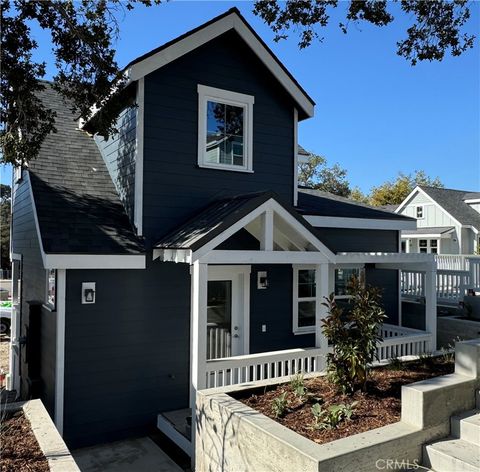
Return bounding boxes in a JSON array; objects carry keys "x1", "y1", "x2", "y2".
[
  {"x1": 424, "y1": 264, "x2": 437, "y2": 352},
  {"x1": 190, "y1": 261, "x2": 208, "y2": 408},
  {"x1": 315, "y1": 263, "x2": 330, "y2": 371}
]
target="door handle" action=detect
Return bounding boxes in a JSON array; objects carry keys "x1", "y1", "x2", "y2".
[{"x1": 233, "y1": 334, "x2": 239, "y2": 338}]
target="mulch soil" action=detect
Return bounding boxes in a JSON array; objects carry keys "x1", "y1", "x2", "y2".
[
  {"x1": 0, "y1": 411, "x2": 49, "y2": 472},
  {"x1": 237, "y1": 357, "x2": 454, "y2": 445}
]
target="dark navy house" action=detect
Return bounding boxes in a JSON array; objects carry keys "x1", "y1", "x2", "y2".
[{"x1": 9, "y1": 8, "x2": 436, "y2": 453}]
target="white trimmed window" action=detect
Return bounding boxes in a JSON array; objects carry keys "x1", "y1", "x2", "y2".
[
  {"x1": 197, "y1": 85, "x2": 254, "y2": 172},
  {"x1": 416, "y1": 206, "x2": 424, "y2": 219},
  {"x1": 46, "y1": 269, "x2": 56, "y2": 310},
  {"x1": 419, "y1": 239, "x2": 438, "y2": 254},
  {"x1": 293, "y1": 266, "x2": 316, "y2": 334},
  {"x1": 334, "y1": 267, "x2": 364, "y2": 299}
]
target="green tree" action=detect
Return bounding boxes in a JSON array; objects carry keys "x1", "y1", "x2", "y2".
[
  {"x1": 253, "y1": 1, "x2": 475, "y2": 64},
  {"x1": 368, "y1": 170, "x2": 443, "y2": 206},
  {"x1": 298, "y1": 151, "x2": 351, "y2": 197},
  {"x1": 0, "y1": 184, "x2": 11, "y2": 270},
  {"x1": 0, "y1": 0, "x2": 163, "y2": 167}
]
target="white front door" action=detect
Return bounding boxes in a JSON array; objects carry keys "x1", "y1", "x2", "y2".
[{"x1": 207, "y1": 266, "x2": 250, "y2": 359}]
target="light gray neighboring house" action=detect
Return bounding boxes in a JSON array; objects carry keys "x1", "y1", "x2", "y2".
[{"x1": 395, "y1": 185, "x2": 480, "y2": 254}]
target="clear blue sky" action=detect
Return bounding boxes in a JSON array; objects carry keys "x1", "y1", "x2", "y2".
[{"x1": 1, "y1": 1, "x2": 479, "y2": 192}]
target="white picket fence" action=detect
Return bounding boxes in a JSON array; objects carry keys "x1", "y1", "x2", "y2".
[
  {"x1": 203, "y1": 324, "x2": 431, "y2": 389},
  {"x1": 401, "y1": 255, "x2": 480, "y2": 305}
]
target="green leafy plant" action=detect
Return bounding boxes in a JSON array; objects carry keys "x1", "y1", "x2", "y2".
[
  {"x1": 440, "y1": 336, "x2": 462, "y2": 363},
  {"x1": 271, "y1": 392, "x2": 288, "y2": 419},
  {"x1": 418, "y1": 351, "x2": 435, "y2": 369},
  {"x1": 388, "y1": 356, "x2": 405, "y2": 371},
  {"x1": 322, "y1": 277, "x2": 386, "y2": 394},
  {"x1": 310, "y1": 402, "x2": 358, "y2": 430},
  {"x1": 290, "y1": 372, "x2": 307, "y2": 399}
]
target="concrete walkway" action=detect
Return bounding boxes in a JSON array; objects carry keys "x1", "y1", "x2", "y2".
[{"x1": 73, "y1": 437, "x2": 183, "y2": 472}]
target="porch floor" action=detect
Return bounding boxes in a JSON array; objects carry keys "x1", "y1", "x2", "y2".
[{"x1": 157, "y1": 408, "x2": 192, "y2": 457}]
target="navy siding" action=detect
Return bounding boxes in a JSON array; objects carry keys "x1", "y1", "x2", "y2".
[
  {"x1": 63, "y1": 261, "x2": 190, "y2": 448},
  {"x1": 11, "y1": 173, "x2": 57, "y2": 416},
  {"x1": 142, "y1": 30, "x2": 295, "y2": 246},
  {"x1": 250, "y1": 265, "x2": 314, "y2": 352},
  {"x1": 94, "y1": 106, "x2": 137, "y2": 222},
  {"x1": 365, "y1": 267, "x2": 399, "y2": 325},
  {"x1": 312, "y1": 228, "x2": 399, "y2": 253}
]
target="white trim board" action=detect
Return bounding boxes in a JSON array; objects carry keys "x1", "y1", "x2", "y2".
[
  {"x1": 134, "y1": 77, "x2": 145, "y2": 235},
  {"x1": 304, "y1": 215, "x2": 416, "y2": 230},
  {"x1": 125, "y1": 10, "x2": 314, "y2": 118},
  {"x1": 54, "y1": 269, "x2": 66, "y2": 435}
]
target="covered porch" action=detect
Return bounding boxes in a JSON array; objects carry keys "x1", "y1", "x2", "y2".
[{"x1": 153, "y1": 192, "x2": 436, "y2": 455}]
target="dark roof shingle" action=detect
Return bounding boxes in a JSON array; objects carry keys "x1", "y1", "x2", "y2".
[{"x1": 28, "y1": 84, "x2": 144, "y2": 255}]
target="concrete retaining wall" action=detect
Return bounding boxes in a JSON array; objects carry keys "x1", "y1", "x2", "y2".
[
  {"x1": 4, "y1": 399, "x2": 80, "y2": 472},
  {"x1": 196, "y1": 340, "x2": 480, "y2": 472},
  {"x1": 438, "y1": 316, "x2": 480, "y2": 348}
]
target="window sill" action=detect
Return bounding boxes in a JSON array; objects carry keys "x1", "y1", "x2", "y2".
[
  {"x1": 197, "y1": 163, "x2": 254, "y2": 174},
  {"x1": 293, "y1": 328, "x2": 315, "y2": 335}
]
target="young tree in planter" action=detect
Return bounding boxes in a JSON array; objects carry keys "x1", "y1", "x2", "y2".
[{"x1": 322, "y1": 278, "x2": 386, "y2": 394}]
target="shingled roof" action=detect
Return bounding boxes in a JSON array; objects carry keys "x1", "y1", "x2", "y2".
[
  {"x1": 418, "y1": 186, "x2": 480, "y2": 230},
  {"x1": 297, "y1": 188, "x2": 413, "y2": 221},
  {"x1": 28, "y1": 84, "x2": 144, "y2": 255}
]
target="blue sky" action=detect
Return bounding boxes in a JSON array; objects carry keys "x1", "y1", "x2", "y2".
[{"x1": 1, "y1": 1, "x2": 479, "y2": 192}]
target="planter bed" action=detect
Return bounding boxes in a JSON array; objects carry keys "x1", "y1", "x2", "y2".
[
  {"x1": 1, "y1": 409, "x2": 49, "y2": 472},
  {"x1": 235, "y1": 357, "x2": 454, "y2": 445}
]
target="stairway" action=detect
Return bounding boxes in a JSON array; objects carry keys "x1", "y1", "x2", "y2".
[{"x1": 423, "y1": 410, "x2": 480, "y2": 472}]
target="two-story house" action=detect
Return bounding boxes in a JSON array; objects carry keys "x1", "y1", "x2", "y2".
[
  {"x1": 8, "y1": 8, "x2": 437, "y2": 454},
  {"x1": 396, "y1": 186, "x2": 480, "y2": 255}
]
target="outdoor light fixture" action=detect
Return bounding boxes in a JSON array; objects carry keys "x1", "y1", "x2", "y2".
[
  {"x1": 81, "y1": 282, "x2": 96, "y2": 304},
  {"x1": 257, "y1": 271, "x2": 268, "y2": 289}
]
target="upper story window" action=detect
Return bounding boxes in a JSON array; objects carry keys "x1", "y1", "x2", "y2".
[
  {"x1": 416, "y1": 205, "x2": 424, "y2": 219},
  {"x1": 197, "y1": 85, "x2": 254, "y2": 173}
]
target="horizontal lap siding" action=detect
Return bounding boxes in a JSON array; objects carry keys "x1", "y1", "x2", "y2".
[
  {"x1": 249, "y1": 265, "x2": 314, "y2": 353},
  {"x1": 94, "y1": 106, "x2": 137, "y2": 222},
  {"x1": 63, "y1": 262, "x2": 190, "y2": 448},
  {"x1": 12, "y1": 173, "x2": 56, "y2": 417},
  {"x1": 143, "y1": 30, "x2": 295, "y2": 247}
]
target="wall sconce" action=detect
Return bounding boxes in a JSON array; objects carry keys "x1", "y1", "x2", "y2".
[
  {"x1": 257, "y1": 271, "x2": 268, "y2": 289},
  {"x1": 81, "y1": 282, "x2": 96, "y2": 304}
]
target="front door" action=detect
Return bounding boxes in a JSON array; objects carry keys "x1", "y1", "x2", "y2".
[{"x1": 207, "y1": 266, "x2": 250, "y2": 359}]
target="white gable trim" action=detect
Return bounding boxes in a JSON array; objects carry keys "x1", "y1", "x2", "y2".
[
  {"x1": 125, "y1": 11, "x2": 314, "y2": 118},
  {"x1": 192, "y1": 198, "x2": 335, "y2": 262},
  {"x1": 464, "y1": 198, "x2": 480, "y2": 204},
  {"x1": 26, "y1": 172, "x2": 146, "y2": 270},
  {"x1": 396, "y1": 186, "x2": 463, "y2": 228},
  {"x1": 134, "y1": 77, "x2": 145, "y2": 235},
  {"x1": 304, "y1": 215, "x2": 416, "y2": 230}
]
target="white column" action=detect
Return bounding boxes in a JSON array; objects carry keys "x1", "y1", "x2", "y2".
[
  {"x1": 315, "y1": 263, "x2": 330, "y2": 371},
  {"x1": 190, "y1": 261, "x2": 208, "y2": 408},
  {"x1": 260, "y1": 208, "x2": 274, "y2": 251},
  {"x1": 424, "y1": 265, "x2": 437, "y2": 352}
]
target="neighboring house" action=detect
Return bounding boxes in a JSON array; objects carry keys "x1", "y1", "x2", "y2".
[
  {"x1": 395, "y1": 186, "x2": 480, "y2": 254},
  {"x1": 9, "y1": 8, "x2": 435, "y2": 454}
]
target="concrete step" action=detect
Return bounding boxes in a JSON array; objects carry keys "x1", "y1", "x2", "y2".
[
  {"x1": 451, "y1": 410, "x2": 480, "y2": 445},
  {"x1": 424, "y1": 437, "x2": 480, "y2": 472}
]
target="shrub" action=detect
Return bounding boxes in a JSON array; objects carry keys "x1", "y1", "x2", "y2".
[
  {"x1": 290, "y1": 372, "x2": 307, "y2": 399},
  {"x1": 310, "y1": 402, "x2": 358, "y2": 430},
  {"x1": 271, "y1": 392, "x2": 288, "y2": 418},
  {"x1": 388, "y1": 356, "x2": 405, "y2": 371},
  {"x1": 322, "y1": 277, "x2": 386, "y2": 394}
]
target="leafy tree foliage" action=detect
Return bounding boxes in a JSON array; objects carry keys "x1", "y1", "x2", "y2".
[
  {"x1": 253, "y1": 0, "x2": 475, "y2": 64},
  {"x1": 0, "y1": 0, "x2": 163, "y2": 167},
  {"x1": 368, "y1": 170, "x2": 443, "y2": 206},
  {"x1": 322, "y1": 277, "x2": 386, "y2": 394},
  {"x1": 298, "y1": 151, "x2": 351, "y2": 197},
  {"x1": 0, "y1": 184, "x2": 11, "y2": 270}
]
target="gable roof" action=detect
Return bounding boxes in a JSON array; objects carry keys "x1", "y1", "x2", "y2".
[
  {"x1": 154, "y1": 191, "x2": 328, "y2": 252},
  {"x1": 123, "y1": 8, "x2": 314, "y2": 119},
  {"x1": 28, "y1": 84, "x2": 144, "y2": 256},
  {"x1": 405, "y1": 186, "x2": 480, "y2": 230},
  {"x1": 297, "y1": 188, "x2": 413, "y2": 221}
]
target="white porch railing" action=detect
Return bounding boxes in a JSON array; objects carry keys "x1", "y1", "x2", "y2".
[
  {"x1": 207, "y1": 325, "x2": 231, "y2": 360},
  {"x1": 401, "y1": 256, "x2": 480, "y2": 304},
  {"x1": 203, "y1": 324, "x2": 432, "y2": 389}
]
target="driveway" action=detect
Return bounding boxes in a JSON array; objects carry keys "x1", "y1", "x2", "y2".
[{"x1": 73, "y1": 437, "x2": 183, "y2": 472}]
